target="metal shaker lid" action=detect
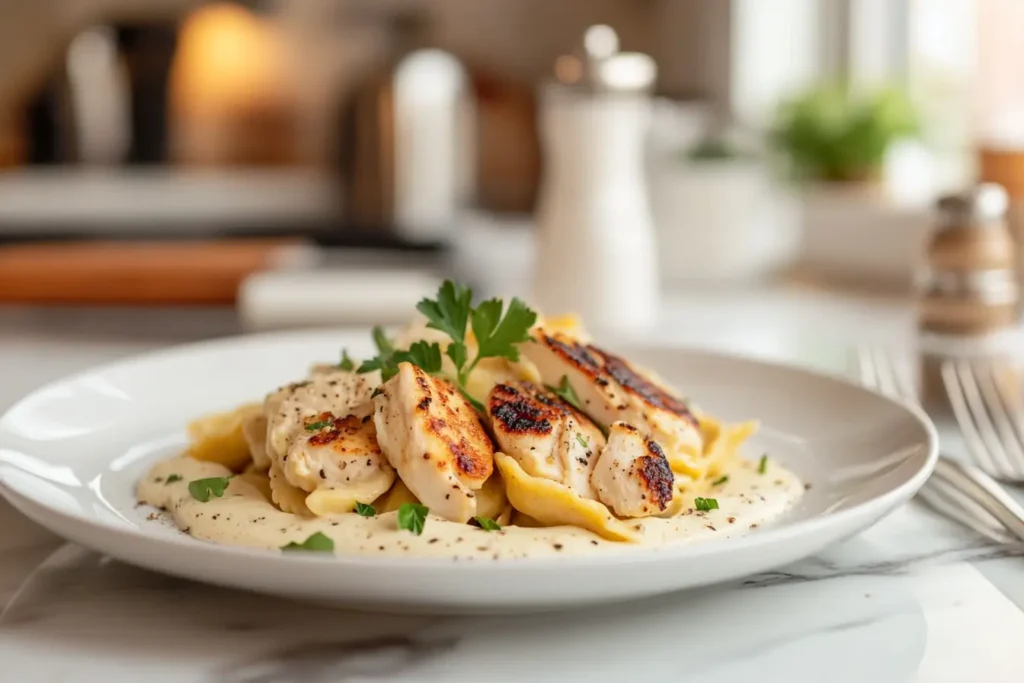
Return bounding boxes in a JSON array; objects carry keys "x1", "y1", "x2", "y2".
[
  {"x1": 936, "y1": 183, "x2": 1008, "y2": 226},
  {"x1": 549, "y1": 25, "x2": 656, "y2": 96}
]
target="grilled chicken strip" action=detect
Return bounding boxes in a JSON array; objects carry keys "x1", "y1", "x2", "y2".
[
  {"x1": 285, "y1": 413, "x2": 396, "y2": 510},
  {"x1": 373, "y1": 362, "x2": 495, "y2": 523},
  {"x1": 487, "y1": 382, "x2": 605, "y2": 499},
  {"x1": 264, "y1": 370, "x2": 380, "y2": 469},
  {"x1": 591, "y1": 422, "x2": 676, "y2": 517},
  {"x1": 521, "y1": 331, "x2": 702, "y2": 462}
]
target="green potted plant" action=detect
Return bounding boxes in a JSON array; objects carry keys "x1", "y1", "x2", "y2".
[
  {"x1": 771, "y1": 85, "x2": 918, "y2": 184},
  {"x1": 770, "y1": 85, "x2": 927, "y2": 288}
]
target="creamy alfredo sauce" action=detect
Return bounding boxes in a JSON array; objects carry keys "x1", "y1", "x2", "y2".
[{"x1": 138, "y1": 456, "x2": 804, "y2": 559}]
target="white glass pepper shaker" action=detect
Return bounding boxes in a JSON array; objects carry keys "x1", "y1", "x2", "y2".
[{"x1": 531, "y1": 28, "x2": 659, "y2": 337}]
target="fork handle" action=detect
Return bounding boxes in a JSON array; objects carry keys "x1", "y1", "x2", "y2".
[{"x1": 934, "y1": 456, "x2": 1024, "y2": 543}]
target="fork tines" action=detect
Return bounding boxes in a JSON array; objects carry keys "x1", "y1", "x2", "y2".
[
  {"x1": 857, "y1": 346, "x2": 916, "y2": 403},
  {"x1": 942, "y1": 360, "x2": 1024, "y2": 483}
]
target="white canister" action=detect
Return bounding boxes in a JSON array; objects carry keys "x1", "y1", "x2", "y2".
[{"x1": 532, "y1": 81, "x2": 659, "y2": 337}]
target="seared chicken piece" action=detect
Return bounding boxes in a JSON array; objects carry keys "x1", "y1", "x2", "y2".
[
  {"x1": 284, "y1": 413, "x2": 396, "y2": 512},
  {"x1": 265, "y1": 370, "x2": 379, "y2": 466},
  {"x1": 373, "y1": 363, "x2": 495, "y2": 523},
  {"x1": 487, "y1": 382, "x2": 604, "y2": 499},
  {"x1": 591, "y1": 422, "x2": 676, "y2": 518},
  {"x1": 521, "y1": 332, "x2": 702, "y2": 462}
]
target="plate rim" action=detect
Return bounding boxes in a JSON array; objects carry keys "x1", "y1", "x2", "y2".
[{"x1": 0, "y1": 326, "x2": 939, "y2": 572}]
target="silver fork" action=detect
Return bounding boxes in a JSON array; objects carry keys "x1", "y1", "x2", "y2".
[
  {"x1": 942, "y1": 360, "x2": 1024, "y2": 483},
  {"x1": 857, "y1": 347, "x2": 1024, "y2": 543}
]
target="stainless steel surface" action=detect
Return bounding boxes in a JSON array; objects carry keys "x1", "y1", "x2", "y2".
[
  {"x1": 943, "y1": 360, "x2": 1024, "y2": 482},
  {"x1": 857, "y1": 346, "x2": 1024, "y2": 541}
]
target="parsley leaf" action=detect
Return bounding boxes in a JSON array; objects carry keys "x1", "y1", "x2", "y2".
[
  {"x1": 759, "y1": 454, "x2": 769, "y2": 474},
  {"x1": 397, "y1": 502, "x2": 429, "y2": 535},
  {"x1": 471, "y1": 296, "x2": 536, "y2": 364},
  {"x1": 281, "y1": 531, "x2": 334, "y2": 552},
  {"x1": 404, "y1": 340, "x2": 443, "y2": 374},
  {"x1": 358, "y1": 326, "x2": 402, "y2": 381},
  {"x1": 576, "y1": 433, "x2": 588, "y2": 449},
  {"x1": 548, "y1": 376, "x2": 584, "y2": 412},
  {"x1": 694, "y1": 497, "x2": 719, "y2": 511},
  {"x1": 474, "y1": 516, "x2": 501, "y2": 531},
  {"x1": 305, "y1": 418, "x2": 334, "y2": 431},
  {"x1": 711, "y1": 475, "x2": 729, "y2": 487},
  {"x1": 354, "y1": 502, "x2": 376, "y2": 517},
  {"x1": 446, "y1": 341, "x2": 468, "y2": 374},
  {"x1": 338, "y1": 350, "x2": 355, "y2": 371},
  {"x1": 417, "y1": 280, "x2": 472, "y2": 342},
  {"x1": 164, "y1": 474, "x2": 182, "y2": 485},
  {"x1": 372, "y1": 325, "x2": 394, "y2": 356},
  {"x1": 188, "y1": 476, "x2": 232, "y2": 503}
]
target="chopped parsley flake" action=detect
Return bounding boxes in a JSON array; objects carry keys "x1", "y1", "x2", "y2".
[
  {"x1": 548, "y1": 376, "x2": 584, "y2": 413},
  {"x1": 354, "y1": 502, "x2": 376, "y2": 517},
  {"x1": 305, "y1": 418, "x2": 334, "y2": 432},
  {"x1": 164, "y1": 474, "x2": 182, "y2": 485},
  {"x1": 694, "y1": 497, "x2": 719, "y2": 511},
  {"x1": 759, "y1": 454, "x2": 769, "y2": 474},
  {"x1": 397, "y1": 503, "x2": 429, "y2": 535},
  {"x1": 281, "y1": 531, "x2": 334, "y2": 552},
  {"x1": 711, "y1": 475, "x2": 728, "y2": 487},
  {"x1": 188, "y1": 476, "x2": 232, "y2": 503},
  {"x1": 474, "y1": 516, "x2": 501, "y2": 531},
  {"x1": 576, "y1": 433, "x2": 588, "y2": 449}
]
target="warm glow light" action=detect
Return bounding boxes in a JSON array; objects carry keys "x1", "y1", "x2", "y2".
[
  {"x1": 554, "y1": 55, "x2": 583, "y2": 84},
  {"x1": 171, "y1": 2, "x2": 288, "y2": 116}
]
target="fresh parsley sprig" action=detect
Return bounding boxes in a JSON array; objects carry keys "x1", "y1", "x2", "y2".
[
  {"x1": 416, "y1": 280, "x2": 537, "y2": 401},
  {"x1": 338, "y1": 350, "x2": 355, "y2": 371},
  {"x1": 357, "y1": 281, "x2": 537, "y2": 413},
  {"x1": 358, "y1": 328, "x2": 443, "y2": 383}
]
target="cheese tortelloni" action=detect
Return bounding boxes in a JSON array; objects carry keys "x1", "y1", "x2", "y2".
[{"x1": 495, "y1": 453, "x2": 641, "y2": 543}]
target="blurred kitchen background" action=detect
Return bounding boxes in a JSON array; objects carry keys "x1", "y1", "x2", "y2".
[{"x1": 0, "y1": 0, "x2": 1022, "y2": 343}]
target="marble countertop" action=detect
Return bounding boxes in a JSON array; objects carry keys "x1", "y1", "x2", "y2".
[{"x1": 1, "y1": 287, "x2": 1023, "y2": 682}]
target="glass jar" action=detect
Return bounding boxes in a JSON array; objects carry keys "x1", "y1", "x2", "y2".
[{"x1": 918, "y1": 184, "x2": 1020, "y2": 334}]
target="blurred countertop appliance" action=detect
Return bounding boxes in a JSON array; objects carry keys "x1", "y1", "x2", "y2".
[{"x1": 337, "y1": 12, "x2": 474, "y2": 246}]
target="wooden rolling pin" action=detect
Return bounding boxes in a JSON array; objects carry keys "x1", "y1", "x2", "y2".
[{"x1": 0, "y1": 238, "x2": 306, "y2": 305}]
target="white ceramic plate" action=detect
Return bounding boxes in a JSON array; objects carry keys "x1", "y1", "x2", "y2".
[{"x1": 0, "y1": 330, "x2": 937, "y2": 612}]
